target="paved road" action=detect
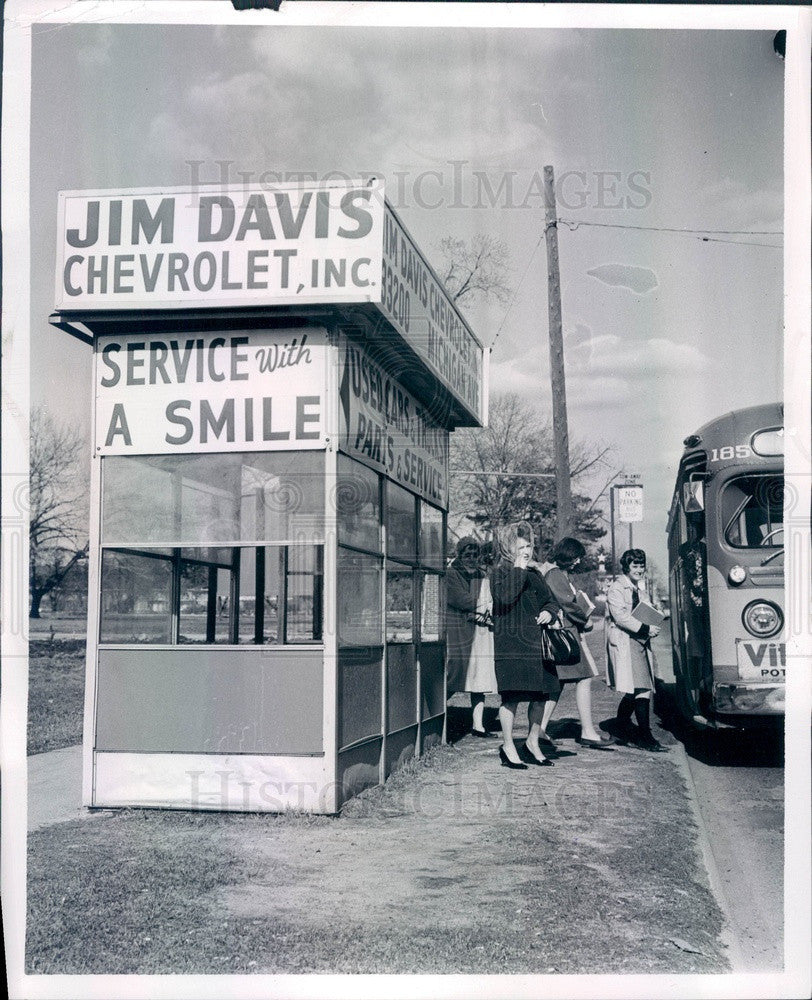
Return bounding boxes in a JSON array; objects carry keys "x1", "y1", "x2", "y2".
[{"x1": 650, "y1": 630, "x2": 784, "y2": 972}]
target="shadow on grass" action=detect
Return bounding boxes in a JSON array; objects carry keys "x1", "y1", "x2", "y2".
[{"x1": 445, "y1": 705, "x2": 501, "y2": 744}]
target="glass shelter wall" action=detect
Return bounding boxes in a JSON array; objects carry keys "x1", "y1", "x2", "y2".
[
  {"x1": 335, "y1": 454, "x2": 446, "y2": 802},
  {"x1": 100, "y1": 451, "x2": 325, "y2": 645}
]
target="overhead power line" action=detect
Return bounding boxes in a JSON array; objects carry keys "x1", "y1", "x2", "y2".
[
  {"x1": 488, "y1": 217, "x2": 783, "y2": 350},
  {"x1": 697, "y1": 236, "x2": 783, "y2": 249},
  {"x1": 557, "y1": 219, "x2": 783, "y2": 237},
  {"x1": 489, "y1": 233, "x2": 544, "y2": 350}
]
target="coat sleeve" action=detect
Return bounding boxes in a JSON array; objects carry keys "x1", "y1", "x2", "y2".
[
  {"x1": 525, "y1": 568, "x2": 561, "y2": 617},
  {"x1": 606, "y1": 581, "x2": 649, "y2": 638},
  {"x1": 446, "y1": 568, "x2": 477, "y2": 613},
  {"x1": 544, "y1": 567, "x2": 588, "y2": 630},
  {"x1": 490, "y1": 564, "x2": 528, "y2": 612}
]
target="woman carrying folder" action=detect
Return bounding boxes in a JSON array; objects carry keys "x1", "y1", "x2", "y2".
[{"x1": 605, "y1": 548, "x2": 666, "y2": 752}]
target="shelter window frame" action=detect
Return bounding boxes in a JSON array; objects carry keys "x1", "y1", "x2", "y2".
[
  {"x1": 98, "y1": 449, "x2": 326, "y2": 647},
  {"x1": 98, "y1": 542, "x2": 323, "y2": 647}
]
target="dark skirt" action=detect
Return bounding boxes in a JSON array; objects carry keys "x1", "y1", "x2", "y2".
[{"x1": 498, "y1": 659, "x2": 561, "y2": 702}]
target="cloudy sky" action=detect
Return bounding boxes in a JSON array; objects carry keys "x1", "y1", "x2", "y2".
[{"x1": 29, "y1": 21, "x2": 784, "y2": 570}]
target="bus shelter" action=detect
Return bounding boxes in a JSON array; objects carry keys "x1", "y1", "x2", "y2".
[{"x1": 50, "y1": 179, "x2": 487, "y2": 813}]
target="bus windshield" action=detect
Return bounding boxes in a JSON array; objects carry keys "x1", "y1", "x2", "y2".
[{"x1": 722, "y1": 474, "x2": 784, "y2": 548}]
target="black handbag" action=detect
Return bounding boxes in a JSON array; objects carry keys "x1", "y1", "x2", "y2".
[{"x1": 540, "y1": 624, "x2": 581, "y2": 666}]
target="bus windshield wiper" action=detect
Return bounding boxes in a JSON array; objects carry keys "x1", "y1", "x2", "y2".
[{"x1": 760, "y1": 548, "x2": 784, "y2": 566}]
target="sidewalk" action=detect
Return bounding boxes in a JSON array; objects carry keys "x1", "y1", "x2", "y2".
[{"x1": 27, "y1": 745, "x2": 87, "y2": 832}]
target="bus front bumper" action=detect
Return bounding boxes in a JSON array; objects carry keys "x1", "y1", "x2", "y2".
[{"x1": 712, "y1": 682, "x2": 785, "y2": 716}]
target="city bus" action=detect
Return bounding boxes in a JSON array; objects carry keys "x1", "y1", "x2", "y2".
[{"x1": 662, "y1": 403, "x2": 784, "y2": 728}]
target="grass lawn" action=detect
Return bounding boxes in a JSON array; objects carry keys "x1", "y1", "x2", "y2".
[
  {"x1": 25, "y1": 622, "x2": 730, "y2": 975},
  {"x1": 27, "y1": 639, "x2": 86, "y2": 755},
  {"x1": 27, "y1": 733, "x2": 730, "y2": 975}
]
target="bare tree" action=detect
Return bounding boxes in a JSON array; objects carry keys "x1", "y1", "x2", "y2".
[
  {"x1": 449, "y1": 392, "x2": 613, "y2": 562},
  {"x1": 437, "y1": 233, "x2": 512, "y2": 308},
  {"x1": 29, "y1": 406, "x2": 89, "y2": 618}
]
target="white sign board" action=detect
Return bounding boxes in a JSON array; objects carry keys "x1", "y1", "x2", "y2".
[
  {"x1": 736, "y1": 640, "x2": 786, "y2": 681},
  {"x1": 338, "y1": 338, "x2": 449, "y2": 506},
  {"x1": 379, "y1": 206, "x2": 483, "y2": 423},
  {"x1": 57, "y1": 182, "x2": 384, "y2": 311},
  {"x1": 55, "y1": 182, "x2": 486, "y2": 426},
  {"x1": 95, "y1": 329, "x2": 327, "y2": 455},
  {"x1": 616, "y1": 485, "x2": 644, "y2": 523}
]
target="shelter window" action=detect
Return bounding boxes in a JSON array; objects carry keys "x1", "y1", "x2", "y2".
[
  {"x1": 336, "y1": 455, "x2": 381, "y2": 552},
  {"x1": 385, "y1": 481, "x2": 417, "y2": 564},
  {"x1": 722, "y1": 475, "x2": 784, "y2": 548},
  {"x1": 419, "y1": 501, "x2": 445, "y2": 569},
  {"x1": 102, "y1": 451, "x2": 324, "y2": 546},
  {"x1": 99, "y1": 544, "x2": 322, "y2": 645},
  {"x1": 386, "y1": 564, "x2": 414, "y2": 643},
  {"x1": 99, "y1": 548, "x2": 173, "y2": 644},
  {"x1": 419, "y1": 572, "x2": 443, "y2": 642},
  {"x1": 337, "y1": 550, "x2": 383, "y2": 646}
]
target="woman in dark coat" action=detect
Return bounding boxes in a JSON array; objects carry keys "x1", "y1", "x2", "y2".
[{"x1": 490, "y1": 522, "x2": 561, "y2": 768}]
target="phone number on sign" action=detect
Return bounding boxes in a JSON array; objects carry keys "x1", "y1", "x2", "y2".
[{"x1": 381, "y1": 259, "x2": 411, "y2": 333}]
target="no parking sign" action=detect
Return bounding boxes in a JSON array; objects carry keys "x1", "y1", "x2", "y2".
[{"x1": 617, "y1": 485, "x2": 644, "y2": 523}]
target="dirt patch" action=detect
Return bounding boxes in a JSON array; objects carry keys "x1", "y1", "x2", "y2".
[
  {"x1": 25, "y1": 631, "x2": 731, "y2": 975},
  {"x1": 199, "y1": 699, "x2": 730, "y2": 974}
]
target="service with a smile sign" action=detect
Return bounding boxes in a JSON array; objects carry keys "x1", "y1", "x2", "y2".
[{"x1": 95, "y1": 329, "x2": 327, "y2": 455}]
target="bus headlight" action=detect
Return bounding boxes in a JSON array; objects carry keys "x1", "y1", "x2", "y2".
[
  {"x1": 728, "y1": 565, "x2": 747, "y2": 585},
  {"x1": 742, "y1": 600, "x2": 783, "y2": 638}
]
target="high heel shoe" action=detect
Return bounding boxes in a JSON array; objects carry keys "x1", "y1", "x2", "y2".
[
  {"x1": 518, "y1": 743, "x2": 554, "y2": 767},
  {"x1": 498, "y1": 745, "x2": 528, "y2": 770}
]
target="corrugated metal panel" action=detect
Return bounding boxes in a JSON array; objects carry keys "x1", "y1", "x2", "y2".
[
  {"x1": 384, "y1": 725, "x2": 417, "y2": 779},
  {"x1": 419, "y1": 642, "x2": 445, "y2": 720},
  {"x1": 421, "y1": 714, "x2": 444, "y2": 754},
  {"x1": 337, "y1": 739, "x2": 382, "y2": 805}
]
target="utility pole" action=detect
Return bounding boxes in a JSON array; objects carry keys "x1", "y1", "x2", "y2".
[
  {"x1": 609, "y1": 485, "x2": 617, "y2": 577},
  {"x1": 543, "y1": 165, "x2": 573, "y2": 538}
]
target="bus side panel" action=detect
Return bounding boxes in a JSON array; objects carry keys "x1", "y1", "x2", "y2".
[{"x1": 660, "y1": 564, "x2": 680, "y2": 685}]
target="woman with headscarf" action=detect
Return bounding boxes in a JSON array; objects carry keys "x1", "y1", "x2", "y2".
[
  {"x1": 490, "y1": 522, "x2": 561, "y2": 769},
  {"x1": 446, "y1": 537, "x2": 497, "y2": 736}
]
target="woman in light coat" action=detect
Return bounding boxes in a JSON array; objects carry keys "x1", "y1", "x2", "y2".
[
  {"x1": 605, "y1": 548, "x2": 666, "y2": 752},
  {"x1": 446, "y1": 537, "x2": 497, "y2": 736}
]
